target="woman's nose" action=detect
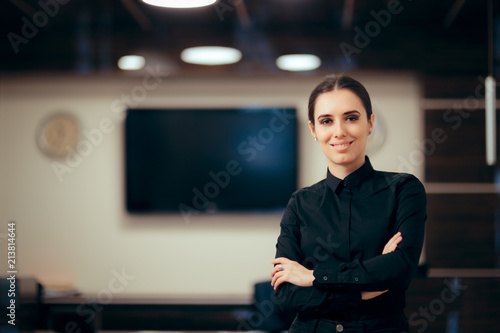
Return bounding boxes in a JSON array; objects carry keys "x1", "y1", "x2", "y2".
[{"x1": 333, "y1": 122, "x2": 346, "y2": 138}]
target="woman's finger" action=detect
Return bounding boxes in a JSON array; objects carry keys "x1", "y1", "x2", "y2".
[
  {"x1": 383, "y1": 232, "x2": 402, "y2": 254},
  {"x1": 386, "y1": 236, "x2": 400, "y2": 250},
  {"x1": 271, "y1": 271, "x2": 283, "y2": 287},
  {"x1": 388, "y1": 232, "x2": 401, "y2": 244},
  {"x1": 271, "y1": 258, "x2": 288, "y2": 278},
  {"x1": 273, "y1": 275, "x2": 285, "y2": 290},
  {"x1": 271, "y1": 264, "x2": 284, "y2": 277},
  {"x1": 271, "y1": 257, "x2": 289, "y2": 265}
]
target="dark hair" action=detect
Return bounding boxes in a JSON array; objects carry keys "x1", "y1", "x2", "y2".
[{"x1": 308, "y1": 74, "x2": 373, "y2": 124}]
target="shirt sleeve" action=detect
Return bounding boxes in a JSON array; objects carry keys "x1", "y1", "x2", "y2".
[
  {"x1": 313, "y1": 175, "x2": 427, "y2": 292},
  {"x1": 275, "y1": 193, "x2": 362, "y2": 313}
]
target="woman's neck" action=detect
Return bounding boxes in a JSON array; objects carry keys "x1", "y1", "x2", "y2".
[{"x1": 327, "y1": 158, "x2": 366, "y2": 180}]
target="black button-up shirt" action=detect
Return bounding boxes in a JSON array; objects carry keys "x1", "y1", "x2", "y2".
[{"x1": 274, "y1": 157, "x2": 427, "y2": 321}]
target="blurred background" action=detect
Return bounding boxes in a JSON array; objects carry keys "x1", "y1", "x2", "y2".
[{"x1": 0, "y1": 0, "x2": 499, "y2": 332}]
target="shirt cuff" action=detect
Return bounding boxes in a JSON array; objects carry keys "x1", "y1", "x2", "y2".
[
  {"x1": 313, "y1": 262, "x2": 361, "y2": 287},
  {"x1": 313, "y1": 262, "x2": 340, "y2": 287}
]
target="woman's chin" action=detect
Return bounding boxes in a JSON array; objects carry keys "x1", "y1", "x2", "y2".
[{"x1": 328, "y1": 153, "x2": 365, "y2": 169}]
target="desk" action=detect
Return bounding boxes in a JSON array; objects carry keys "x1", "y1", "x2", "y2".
[
  {"x1": 40, "y1": 296, "x2": 254, "y2": 332},
  {"x1": 30, "y1": 275, "x2": 500, "y2": 333}
]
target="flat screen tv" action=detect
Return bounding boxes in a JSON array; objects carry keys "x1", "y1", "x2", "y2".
[{"x1": 125, "y1": 107, "x2": 297, "y2": 215}]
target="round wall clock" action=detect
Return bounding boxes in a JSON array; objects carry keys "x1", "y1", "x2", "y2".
[{"x1": 36, "y1": 112, "x2": 80, "y2": 158}]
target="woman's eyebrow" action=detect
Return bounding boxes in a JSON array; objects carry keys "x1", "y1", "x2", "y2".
[
  {"x1": 344, "y1": 110, "x2": 361, "y2": 116},
  {"x1": 317, "y1": 114, "x2": 331, "y2": 120},
  {"x1": 317, "y1": 110, "x2": 361, "y2": 120}
]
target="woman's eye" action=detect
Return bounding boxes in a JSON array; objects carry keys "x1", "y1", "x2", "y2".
[
  {"x1": 320, "y1": 118, "x2": 332, "y2": 125},
  {"x1": 346, "y1": 116, "x2": 359, "y2": 121}
]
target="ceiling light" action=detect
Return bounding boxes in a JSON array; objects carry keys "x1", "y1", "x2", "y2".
[
  {"x1": 142, "y1": 0, "x2": 216, "y2": 8},
  {"x1": 276, "y1": 54, "x2": 321, "y2": 72},
  {"x1": 118, "y1": 55, "x2": 146, "y2": 71},
  {"x1": 181, "y1": 46, "x2": 242, "y2": 66}
]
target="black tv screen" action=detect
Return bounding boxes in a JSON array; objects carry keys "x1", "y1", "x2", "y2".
[{"x1": 125, "y1": 108, "x2": 297, "y2": 215}]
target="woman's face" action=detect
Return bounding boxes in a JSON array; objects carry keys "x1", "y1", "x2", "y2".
[{"x1": 309, "y1": 88, "x2": 374, "y2": 176}]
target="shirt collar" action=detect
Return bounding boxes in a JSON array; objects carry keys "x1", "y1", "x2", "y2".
[{"x1": 326, "y1": 156, "x2": 375, "y2": 192}]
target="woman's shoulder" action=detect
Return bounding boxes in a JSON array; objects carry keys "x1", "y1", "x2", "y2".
[
  {"x1": 373, "y1": 170, "x2": 421, "y2": 181},
  {"x1": 373, "y1": 170, "x2": 426, "y2": 193},
  {"x1": 291, "y1": 178, "x2": 328, "y2": 198}
]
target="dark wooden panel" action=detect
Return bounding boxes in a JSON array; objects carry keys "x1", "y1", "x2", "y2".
[
  {"x1": 424, "y1": 109, "x2": 500, "y2": 183},
  {"x1": 425, "y1": 193, "x2": 499, "y2": 268},
  {"x1": 423, "y1": 75, "x2": 498, "y2": 99},
  {"x1": 405, "y1": 277, "x2": 500, "y2": 333}
]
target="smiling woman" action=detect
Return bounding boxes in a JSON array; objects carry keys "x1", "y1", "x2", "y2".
[
  {"x1": 271, "y1": 74, "x2": 427, "y2": 333},
  {"x1": 309, "y1": 89, "x2": 373, "y2": 179},
  {"x1": 307, "y1": 75, "x2": 374, "y2": 179}
]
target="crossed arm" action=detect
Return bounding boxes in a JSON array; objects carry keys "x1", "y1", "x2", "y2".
[
  {"x1": 271, "y1": 232, "x2": 403, "y2": 300},
  {"x1": 270, "y1": 176, "x2": 426, "y2": 313}
]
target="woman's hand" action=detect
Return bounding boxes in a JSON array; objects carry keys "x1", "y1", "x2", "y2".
[
  {"x1": 361, "y1": 290, "x2": 388, "y2": 300},
  {"x1": 382, "y1": 232, "x2": 402, "y2": 255},
  {"x1": 361, "y1": 232, "x2": 403, "y2": 300},
  {"x1": 271, "y1": 257, "x2": 314, "y2": 290}
]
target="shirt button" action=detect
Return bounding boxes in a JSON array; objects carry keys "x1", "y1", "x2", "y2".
[
  {"x1": 354, "y1": 277, "x2": 359, "y2": 282},
  {"x1": 323, "y1": 276, "x2": 328, "y2": 281},
  {"x1": 343, "y1": 181, "x2": 347, "y2": 187},
  {"x1": 336, "y1": 324, "x2": 344, "y2": 332}
]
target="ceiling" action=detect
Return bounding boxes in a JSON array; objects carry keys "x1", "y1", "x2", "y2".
[{"x1": 0, "y1": 0, "x2": 493, "y2": 78}]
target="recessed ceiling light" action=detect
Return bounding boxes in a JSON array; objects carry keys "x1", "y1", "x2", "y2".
[
  {"x1": 142, "y1": 0, "x2": 216, "y2": 8},
  {"x1": 181, "y1": 46, "x2": 242, "y2": 66},
  {"x1": 118, "y1": 55, "x2": 146, "y2": 71},
  {"x1": 276, "y1": 54, "x2": 321, "y2": 72}
]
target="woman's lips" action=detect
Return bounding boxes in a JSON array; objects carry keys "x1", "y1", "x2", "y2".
[{"x1": 331, "y1": 141, "x2": 353, "y2": 152}]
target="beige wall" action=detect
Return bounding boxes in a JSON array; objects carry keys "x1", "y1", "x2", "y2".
[{"x1": 0, "y1": 71, "x2": 423, "y2": 298}]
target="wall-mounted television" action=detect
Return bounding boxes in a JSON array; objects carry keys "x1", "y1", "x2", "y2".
[{"x1": 125, "y1": 107, "x2": 297, "y2": 216}]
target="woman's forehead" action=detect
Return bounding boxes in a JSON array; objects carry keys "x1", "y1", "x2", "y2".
[{"x1": 315, "y1": 89, "x2": 366, "y2": 115}]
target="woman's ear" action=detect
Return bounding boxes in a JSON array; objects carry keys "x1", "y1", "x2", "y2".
[
  {"x1": 368, "y1": 114, "x2": 375, "y2": 134},
  {"x1": 308, "y1": 121, "x2": 317, "y2": 141}
]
